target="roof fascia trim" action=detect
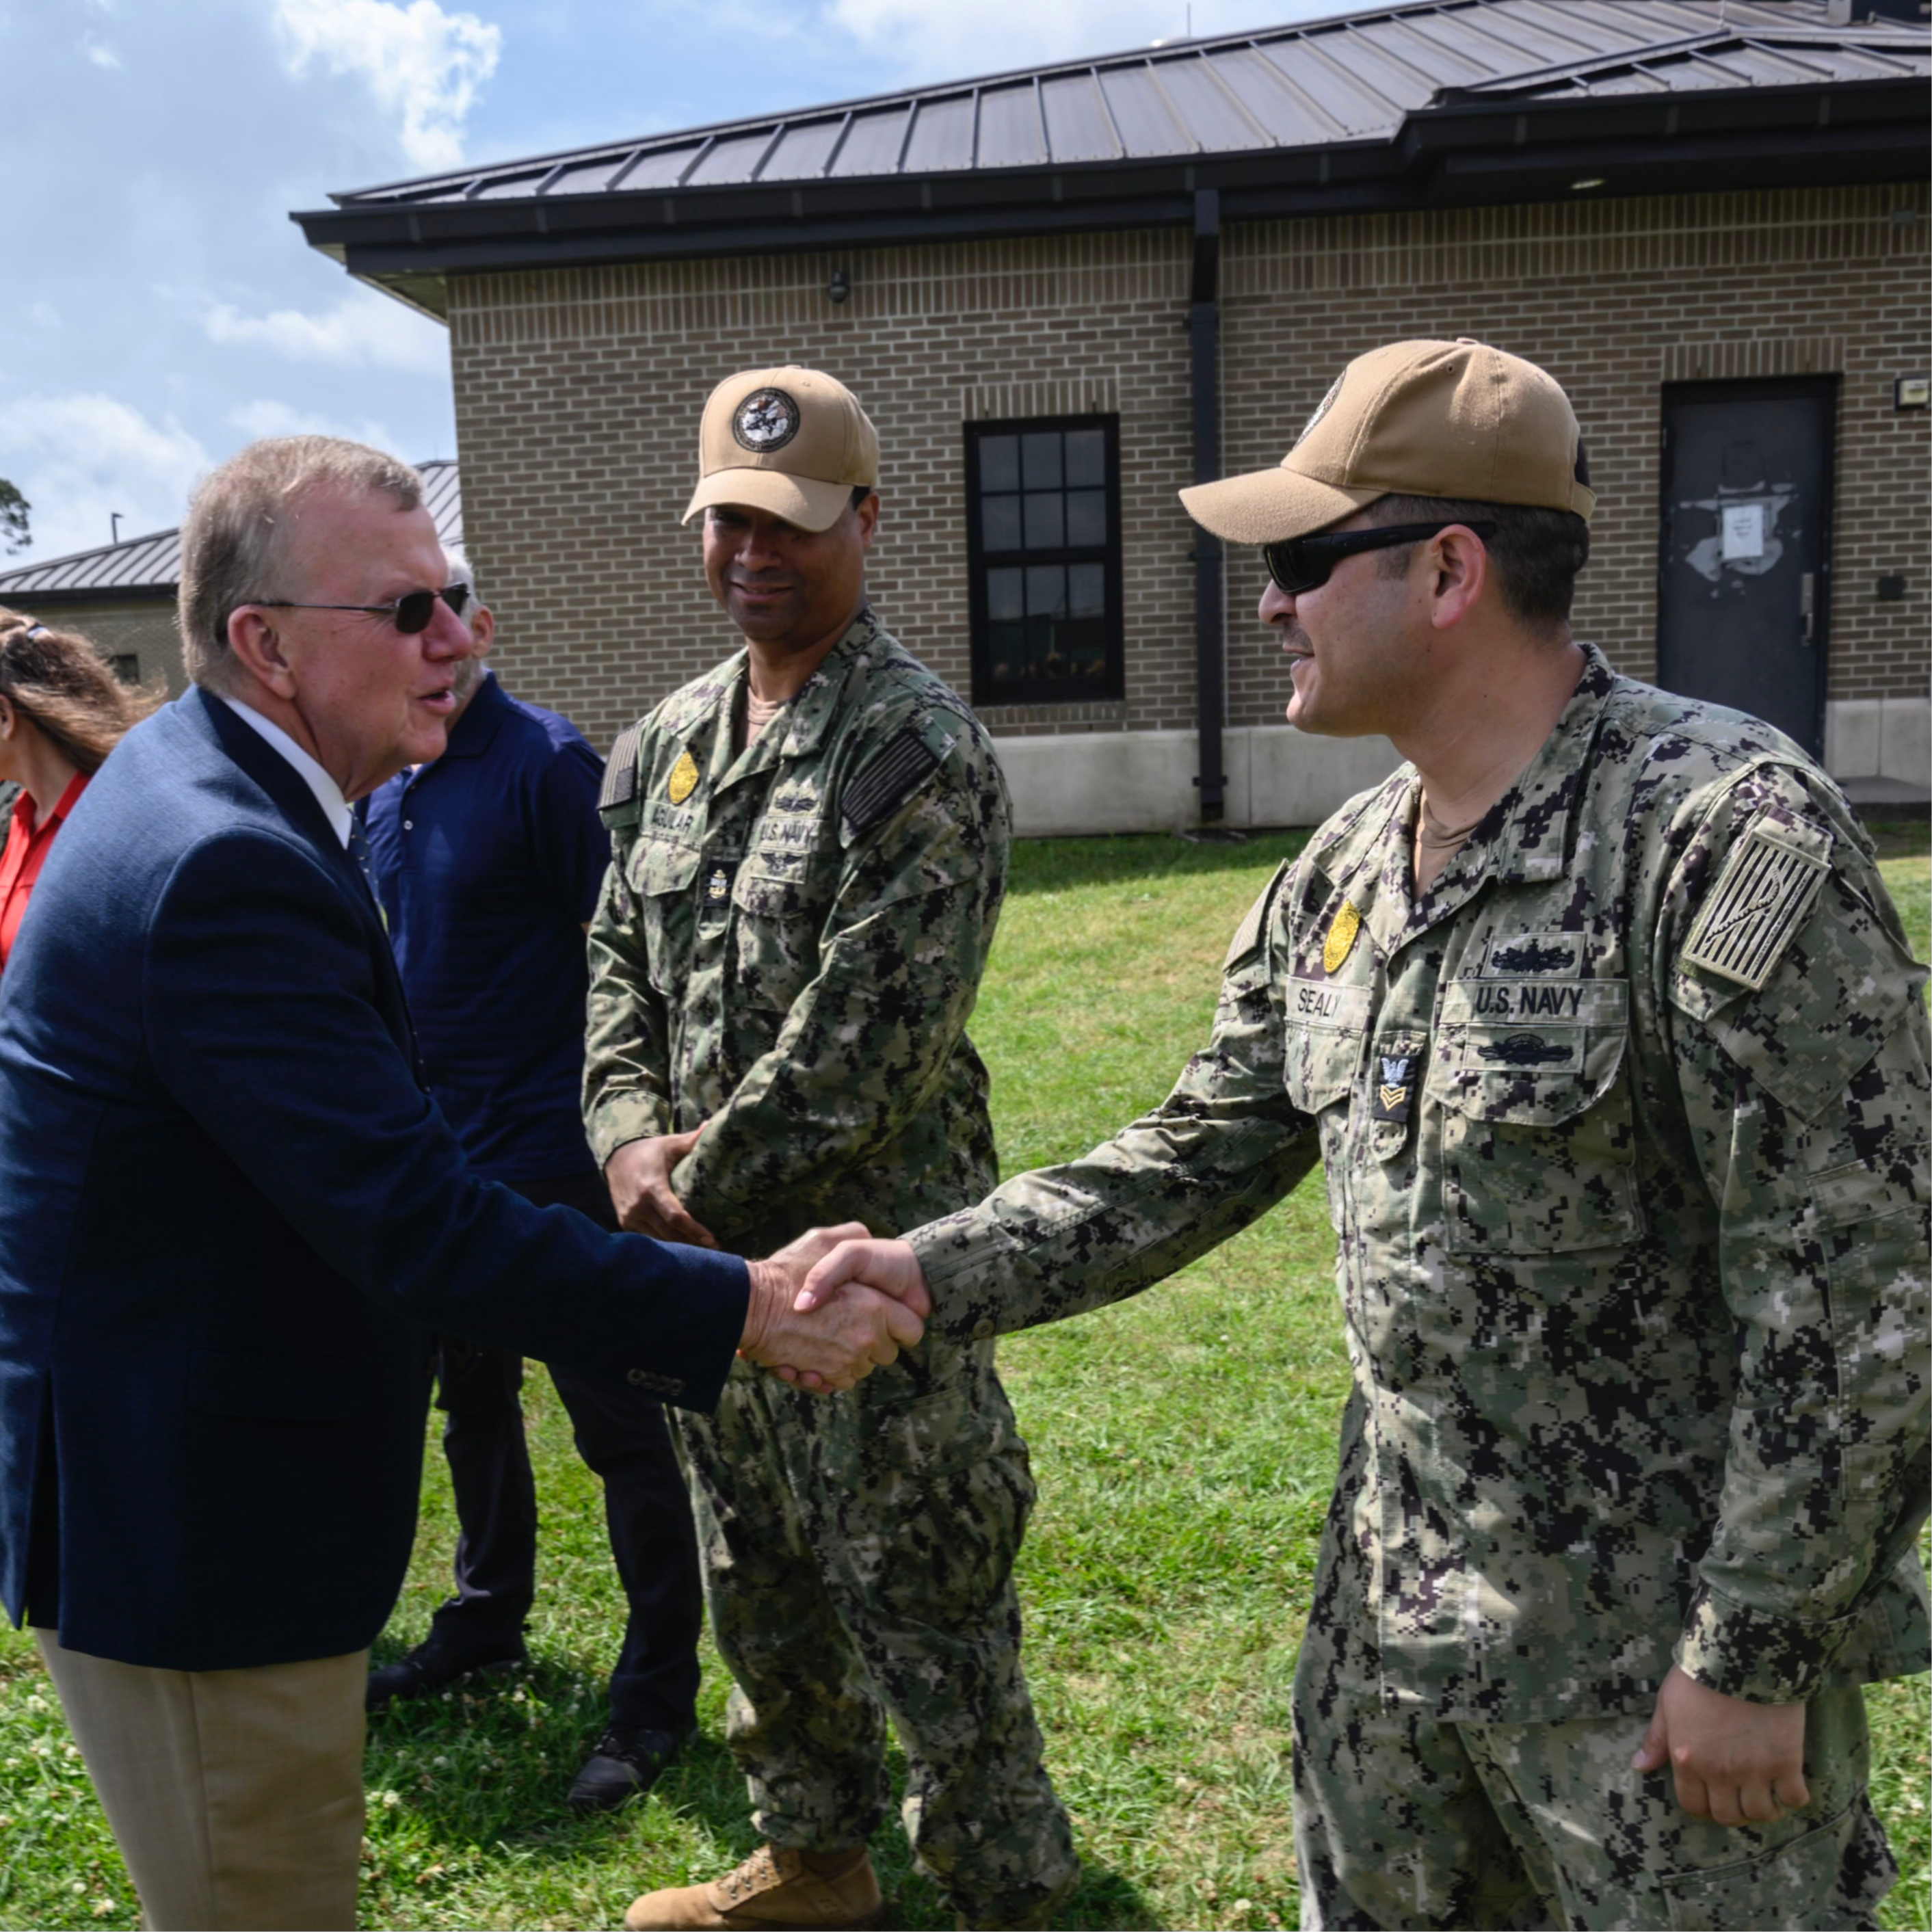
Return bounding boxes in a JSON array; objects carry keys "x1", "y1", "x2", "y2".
[{"x1": 334, "y1": 124, "x2": 1925, "y2": 289}]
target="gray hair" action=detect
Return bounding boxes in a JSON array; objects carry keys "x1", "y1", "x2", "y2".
[
  {"x1": 178, "y1": 435, "x2": 423, "y2": 692},
  {"x1": 442, "y1": 544, "x2": 492, "y2": 704},
  {"x1": 442, "y1": 544, "x2": 479, "y2": 623}
]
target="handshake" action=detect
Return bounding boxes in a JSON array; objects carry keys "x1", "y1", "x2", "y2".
[
  {"x1": 735, "y1": 1226, "x2": 933, "y2": 1394},
  {"x1": 605, "y1": 1133, "x2": 936, "y2": 1393}
]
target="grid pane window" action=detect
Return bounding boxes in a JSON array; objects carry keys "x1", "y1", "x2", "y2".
[{"x1": 966, "y1": 415, "x2": 1123, "y2": 706}]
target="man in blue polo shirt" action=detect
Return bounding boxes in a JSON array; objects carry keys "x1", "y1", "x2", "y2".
[{"x1": 360, "y1": 551, "x2": 704, "y2": 1812}]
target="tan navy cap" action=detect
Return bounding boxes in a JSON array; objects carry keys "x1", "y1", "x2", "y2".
[
  {"x1": 1180, "y1": 338, "x2": 1594, "y2": 544},
  {"x1": 683, "y1": 366, "x2": 879, "y2": 533}
]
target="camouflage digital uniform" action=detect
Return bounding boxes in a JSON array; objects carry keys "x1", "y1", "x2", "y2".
[
  {"x1": 906, "y1": 646, "x2": 1929, "y2": 1931},
  {"x1": 583, "y1": 609, "x2": 1076, "y2": 1927}
]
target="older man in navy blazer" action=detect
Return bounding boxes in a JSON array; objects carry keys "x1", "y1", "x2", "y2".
[{"x1": 0, "y1": 435, "x2": 924, "y2": 1931}]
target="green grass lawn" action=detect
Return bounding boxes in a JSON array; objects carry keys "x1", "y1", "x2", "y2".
[{"x1": 1, "y1": 819, "x2": 1927, "y2": 1931}]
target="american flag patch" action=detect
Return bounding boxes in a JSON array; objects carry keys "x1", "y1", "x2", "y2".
[
  {"x1": 1681, "y1": 822, "x2": 1830, "y2": 991},
  {"x1": 598, "y1": 722, "x2": 643, "y2": 813}
]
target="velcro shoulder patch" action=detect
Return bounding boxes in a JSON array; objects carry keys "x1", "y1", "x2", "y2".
[
  {"x1": 841, "y1": 724, "x2": 951, "y2": 843},
  {"x1": 1681, "y1": 814, "x2": 1832, "y2": 991},
  {"x1": 1225, "y1": 860, "x2": 1291, "y2": 970},
  {"x1": 598, "y1": 722, "x2": 644, "y2": 818}
]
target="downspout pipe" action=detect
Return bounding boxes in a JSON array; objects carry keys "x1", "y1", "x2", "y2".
[{"x1": 1189, "y1": 188, "x2": 1225, "y2": 824}]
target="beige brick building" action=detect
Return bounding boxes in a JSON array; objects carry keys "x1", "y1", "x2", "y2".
[
  {"x1": 432, "y1": 179, "x2": 1929, "y2": 830},
  {"x1": 29, "y1": 0, "x2": 1931, "y2": 834}
]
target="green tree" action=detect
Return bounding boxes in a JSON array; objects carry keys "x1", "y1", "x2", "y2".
[{"x1": 0, "y1": 479, "x2": 29, "y2": 555}]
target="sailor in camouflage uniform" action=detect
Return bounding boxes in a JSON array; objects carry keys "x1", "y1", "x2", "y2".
[
  {"x1": 587, "y1": 369, "x2": 1076, "y2": 1932},
  {"x1": 801, "y1": 341, "x2": 1930, "y2": 1931}
]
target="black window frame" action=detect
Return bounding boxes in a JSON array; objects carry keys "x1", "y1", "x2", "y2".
[{"x1": 964, "y1": 413, "x2": 1125, "y2": 709}]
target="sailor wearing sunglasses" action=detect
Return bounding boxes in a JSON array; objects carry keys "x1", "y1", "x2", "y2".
[{"x1": 799, "y1": 339, "x2": 1929, "y2": 1931}]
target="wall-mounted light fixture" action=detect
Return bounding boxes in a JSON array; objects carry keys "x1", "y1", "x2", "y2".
[
  {"x1": 828, "y1": 268, "x2": 852, "y2": 304},
  {"x1": 1570, "y1": 177, "x2": 1606, "y2": 193}
]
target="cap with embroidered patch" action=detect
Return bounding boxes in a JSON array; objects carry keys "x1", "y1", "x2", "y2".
[
  {"x1": 683, "y1": 366, "x2": 879, "y2": 534},
  {"x1": 1180, "y1": 338, "x2": 1594, "y2": 546}
]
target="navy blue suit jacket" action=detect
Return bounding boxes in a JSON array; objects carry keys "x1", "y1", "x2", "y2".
[{"x1": 0, "y1": 687, "x2": 747, "y2": 1671}]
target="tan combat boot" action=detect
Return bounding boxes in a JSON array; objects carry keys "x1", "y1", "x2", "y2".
[{"x1": 624, "y1": 1844, "x2": 886, "y2": 1931}]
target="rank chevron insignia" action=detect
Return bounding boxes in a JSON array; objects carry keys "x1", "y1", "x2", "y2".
[{"x1": 1373, "y1": 1054, "x2": 1415, "y2": 1122}]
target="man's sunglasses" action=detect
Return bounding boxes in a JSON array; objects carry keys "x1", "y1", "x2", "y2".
[
  {"x1": 254, "y1": 583, "x2": 473, "y2": 634},
  {"x1": 1263, "y1": 520, "x2": 1496, "y2": 596}
]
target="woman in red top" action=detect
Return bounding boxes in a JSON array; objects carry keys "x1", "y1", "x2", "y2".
[{"x1": 0, "y1": 609, "x2": 161, "y2": 971}]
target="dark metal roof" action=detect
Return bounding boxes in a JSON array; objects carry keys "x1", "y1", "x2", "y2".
[
  {"x1": 324, "y1": 0, "x2": 1925, "y2": 205},
  {"x1": 0, "y1": 459, "x2": 463, "y2": 606},
  {"x1": 295, "y1": 0, "x2": 1928, "y2": 313},
  {"x1": 0, "y1": 527, "x2": 183, "y2": 603}
]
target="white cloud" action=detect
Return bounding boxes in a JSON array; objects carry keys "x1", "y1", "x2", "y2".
[
  {"x1": 204, "y1": 291, "x2": 447, "y2": 374},
  {"x1": 823, "y1": 0, "x2": 1338, "y2": 75},
  {"x1": 80, "y1": 34, "x2": 122, "y2": 69},
  {"x1": 225, "y1": 398, "x2": 399, "y2": 450},
  {"x1": 273, "y1": 0, "x2": 502, "y2": 172},
  {"x1": 0, "y1": 394, "x2": 210, "y2": 563}
]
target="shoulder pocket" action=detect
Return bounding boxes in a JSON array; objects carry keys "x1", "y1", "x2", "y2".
[
  {"x1": 1428, "y1": 979, "x2": 1642, "y2": 1253},
  {"x1": 1226, "y1": 861, "x2": 1291, "y2": 970}
]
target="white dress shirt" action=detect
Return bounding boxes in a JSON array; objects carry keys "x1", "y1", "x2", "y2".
[{"x1": 216, "y1": 696, "x2": 354, "y2": 849}]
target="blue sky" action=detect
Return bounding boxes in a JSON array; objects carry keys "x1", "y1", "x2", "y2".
[{"x1": 3, "y1": 0, "x2": 1342, "y2": 566}]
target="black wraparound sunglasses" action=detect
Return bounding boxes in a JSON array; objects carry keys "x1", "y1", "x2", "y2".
[
  {"x1": 1263, "y1": 520, "x2": 1496, "y2": 596},
  {"x1": 254, "y1": 582, "x2": 472, "y2": 634}
]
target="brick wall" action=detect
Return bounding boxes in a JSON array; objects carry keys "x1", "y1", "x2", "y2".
[
  {"x1": 6, "y1": 600, "x2": 185, "y2": 696},
  {"x1": 447, "y1": 181, "x2": 1929, "y2": 754},
  {"x1": 1220, "y1": 183, "x2": 1931, "y2": 730},
  {"x1": 449, "y1": 233, "x2": 1195, "y2": 752}
]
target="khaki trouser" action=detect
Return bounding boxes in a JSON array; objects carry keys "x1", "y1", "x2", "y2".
[{"x1": 36, "y1": 1630, "x2": 367, "y2": 1931}]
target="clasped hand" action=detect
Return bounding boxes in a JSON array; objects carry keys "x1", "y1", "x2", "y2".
[
  {"x1": 739, "y1": 1225, "x2": 931, "y2": 1395},
  {"x1": 609, "y1": 1135, "x2": 936, "y2": 1396}
]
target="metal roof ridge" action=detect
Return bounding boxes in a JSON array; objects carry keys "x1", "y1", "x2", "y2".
[
  {"x1": 1435, "y1": 25, "x2": 1810, "y2": 98},
  {"x1": 0, "y1": 529, "x2": 180, "y2": 576}
]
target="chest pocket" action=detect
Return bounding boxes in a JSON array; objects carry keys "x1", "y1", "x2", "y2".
[
  {"x1": 1427, "y1": 978, "x2": 1643, "y2": 1254},
  {"x1": 1282, "y1": 981, "x2": 1371, "y2": 1117},
  {"x1": 626, "y1": 841, "x2": 702, "y2": 996},
  {"x1": 732, "y1": 815, "x2": 835, "y2": 1012}
]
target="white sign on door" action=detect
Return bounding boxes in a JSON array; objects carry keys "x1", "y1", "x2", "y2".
[{"x1": 1720, "y1": 502, "x2": 1765, "y2": 561}]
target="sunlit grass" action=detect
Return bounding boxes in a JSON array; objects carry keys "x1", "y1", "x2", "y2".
[{"x1": 0, "y1": 817, "x2": 1924, "y2": 1929}]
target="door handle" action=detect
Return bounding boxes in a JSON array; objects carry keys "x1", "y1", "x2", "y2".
[{"x1": 1799, "y1": 572, "x2": 1816, "y2": 647}]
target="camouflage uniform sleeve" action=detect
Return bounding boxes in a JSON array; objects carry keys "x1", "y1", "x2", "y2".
[
  {"x1": 669, "y1": 719, "x2": 1009, "y2": 1241},
  {"x1": 909, "y1": 858, "x2": 1319, "y2": 1344},
  {"x1": 1658, "y1": 764, "x2": 1931, "y2": 1704},
  {"x1": 583, "y1": 735, "x2": 676, "y2": 1167}
]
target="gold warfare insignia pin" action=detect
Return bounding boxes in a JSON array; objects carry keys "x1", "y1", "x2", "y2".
[
  {"x1": 1323, "y1": 901, "x2": 1362, "y2": 976},
  {"x1": 1682, "y1": 823, "x2": 1829, "y2": 990},
  {"x1": 666, "y1": 752, "x2": 700, "y2": 806}
]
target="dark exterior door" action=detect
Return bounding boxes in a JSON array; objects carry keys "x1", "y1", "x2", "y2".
[{"x1": 1657, "y1": 378, "x2": 1836, "y2": 756}]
